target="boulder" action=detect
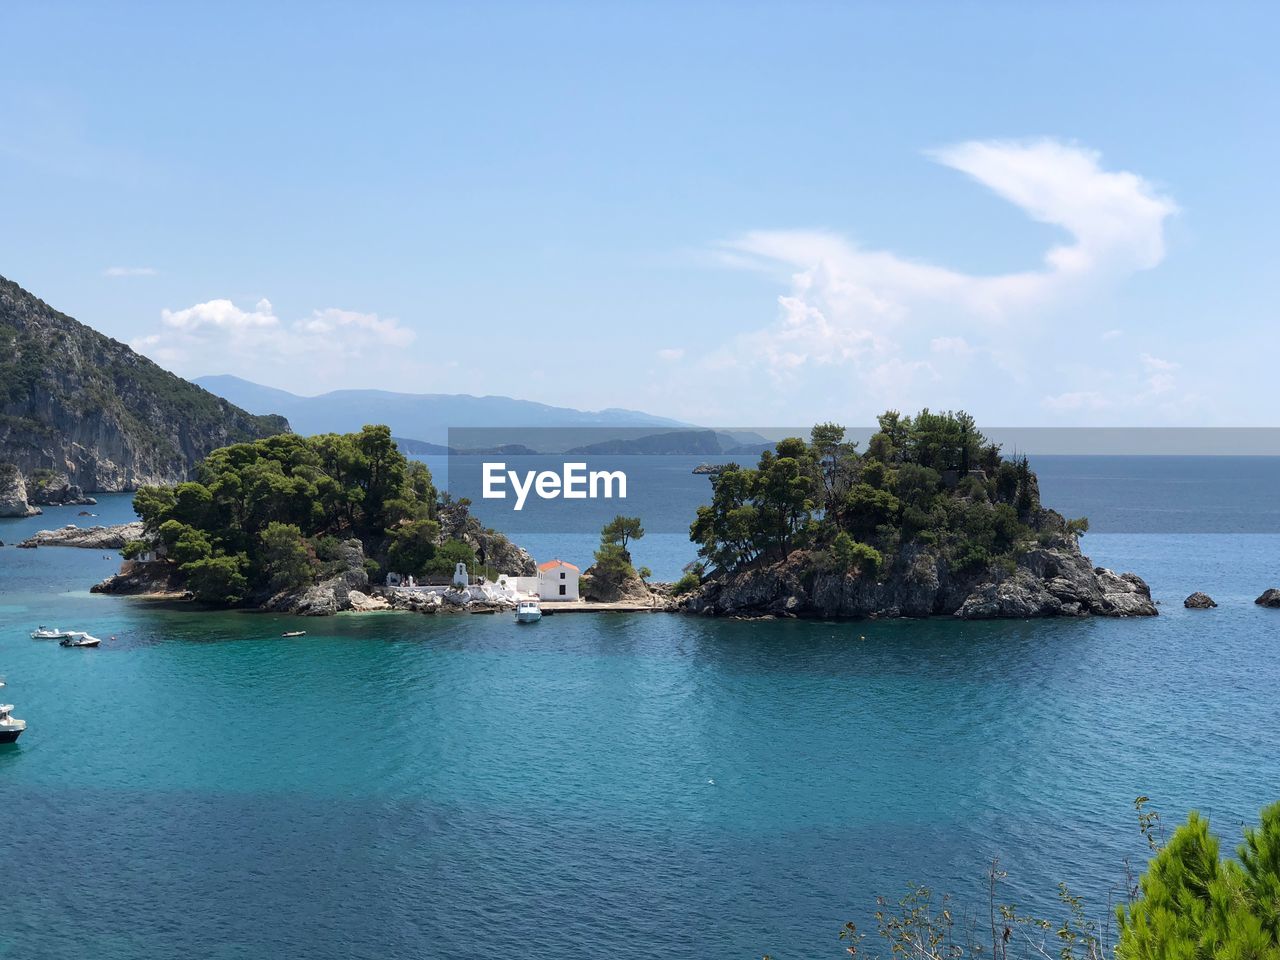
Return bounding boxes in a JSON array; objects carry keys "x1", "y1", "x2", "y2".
[
  {"x1": 91, "y1": 559, "x2": 186, "y2": 597},
  {"x1": 1256, "y1": 588, "x2": 1280, "y2": 608},
  {"x1": 0, "y1": 466, "x2": 41, "y2": 518},
  {"x1": 28, "y1": 472, "x2": 96, "y2": 507},
  {"x1": 580, "y1": 562, "x2": 650, "y2": 603},
  {"x1": 265, "y1": 538, "x2": 372, "y2": 615},
  {"x1": 1184, "y1": 592, "x2": 1217, "y2": 609},
  {"x1": 346, "y1": 590, "x2": 391, "y2": 612}
]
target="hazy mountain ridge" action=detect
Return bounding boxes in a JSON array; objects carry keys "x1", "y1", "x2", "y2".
[
  {"x1": 0, "y1": 276, "x2": 289, "y2": 492},
  {"x1": 195, "y1": 374, "x2": 689, "y2": 443}
]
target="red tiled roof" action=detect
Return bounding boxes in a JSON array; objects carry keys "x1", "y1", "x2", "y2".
[{"x1": 537, "y1": 559, "x2": 580, "y2": 572}]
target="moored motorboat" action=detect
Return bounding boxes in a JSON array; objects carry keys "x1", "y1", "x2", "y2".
[
  {"x1": 31, "y1": 626, "x2": 76, "y2": 640},
  {"x1": 59, "y1": 632, "x2": 101, "y2": 648},
  {"x1": 281, "y1": 630, "x2": 306, "y2": 638},
  {"x1": 515, "y1": 600, "x2": 542, "y2": 623},
  {"x1": 0, "y1": 703, "x2": 26, "y2": 744}
]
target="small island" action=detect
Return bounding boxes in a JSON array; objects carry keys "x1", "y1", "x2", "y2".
[
  {"x1": 93, "y1": 425, "x2": 533, "y2": 613},
  {"x1": 677, "y1": 410, "x2": 1156, "y2": 619},
  {"x1": 89, "y1": 411, "x2": 1157, "y2": 623}
]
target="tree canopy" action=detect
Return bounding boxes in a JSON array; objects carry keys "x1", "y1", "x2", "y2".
[
  {"x1": 131, "y1": 425, "x2": 457, "y2": 603},
  {"x1": 691, "y1": 410, "x2": 1080, "y2": 580}
]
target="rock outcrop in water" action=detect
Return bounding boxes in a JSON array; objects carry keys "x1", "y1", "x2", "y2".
[
  {"x1": 1256, "y1": 589, "x2": 1280, "y2": 608},
  {"x1": 18, "y1": 521, "x2": 144, "y2": 550},
  {"x1": 90, "y1": 559, "x2": 188, "y2": 598},
  {"x1": 683, "y1": 534, "x2": 1156, "y2": 620},
  {"x1": 27, "y1": 471, "x2": 96, "y2": 506},
  {"x1": 0, "y1": 274, "x2": 289, "y2": 491},
  {"x1": 264, "y1": 538, "x2": 373, "y2": 616},
  {"x1": 683, "y1": 412, "x2": 1158, "y2": 622},
  {"x1": 0, "y1": 464, "x2": 41, "y2": 517},
  {"x1": 1184, "y1": 592, "x2": 1217, "y2": 609}
]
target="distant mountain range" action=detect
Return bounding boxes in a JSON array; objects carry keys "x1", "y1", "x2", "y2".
[
  {"x1": 562, "y1": 429, "x2": 772, "y2": 457},
  {"x1": 194, "y1": 375, "x2": 689, "y2": 445},
  {"x1": 390, "y1": 430, "x2": 774, "y2": 458},
  {"x1": 0, "y1": 276, "x2": 288, "y2": 493}
]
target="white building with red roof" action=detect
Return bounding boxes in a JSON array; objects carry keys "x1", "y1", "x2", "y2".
[{"x1": 537, "y1": 559, "x2": 580, "y2": 601}]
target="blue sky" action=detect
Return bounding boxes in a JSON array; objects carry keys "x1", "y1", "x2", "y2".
[{"x1": 2, "y1": 1, "x2": 1276, "y2": 425}]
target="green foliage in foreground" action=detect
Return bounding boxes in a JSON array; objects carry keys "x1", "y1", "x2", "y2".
[
  {"x1": 692, "y1": 410, "x2": 1075, "y2": 580},
  {"x1": 770, "y1": 799, "x2": 1280, "y2": 960},
  {"x1": 133, "y1": 425, "x2": 474, "y2": 603},
  {"x1": 1117, "y1": 801, "x2": 1280, "y2": 960}
]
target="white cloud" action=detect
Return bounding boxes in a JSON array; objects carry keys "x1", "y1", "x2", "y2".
[
  {"x1": 161, "y1": 298, "x2": 278, "y2": 331},
  {"x1": 1043, "y1": 390, "x2": 1111, "y2": 412},
  {"x1": 103, "y1": 266, "x2": 157, "y2": 277},
  {"x1": 930, "y1": 336, "x2": 974, "y2": 356},
  {"x1": 133, "y1": 296, "x2": 417, "y2": 385},
  {"x1": 656, "y1": 347, "x2": 685, "y2": 361},
  {"x1": 1040, "y1": 352, "x2": 1185, "y2": 414},
  {"x1": 711, "y1": 138, "x2": 1178, "y2": 416},
  {"x1": 293, "y1": 308, "x2": 416, "y2": 347},
  {"x1": 1139, "y1": 352, "x2": 1179, "y2": 396},
  {"x1": 1101, "y1": 328, "x2": 1123, "y2": 341}
]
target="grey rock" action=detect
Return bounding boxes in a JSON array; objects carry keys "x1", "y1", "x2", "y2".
[
  {"x1": 580, "y1": 556, "x2": 650, "y2": 602},
  {"x1": 1184, "y1": 592, "x2": 1217, "y2": 609},
  {"x1": 27, "y1": 472, "x2": 96, "y2": 506},
  {"x1": 0, "y1": 466, "x2": 41, "y2": 517},
  {"x1": 91, "y1": 558, "x2": 186, "y2": 597},
  {"x1": 269, "y1": 538, "x2": 370, "y2": 615},
  {"x1": 1256, "y1": 588, "x2": 1280, "y2": 608},
  {"x1": 0, "y1": 274, "x2": 288, "y2": 492},
  {"x1": 436, "y1": 500, "x2": 535, "y2": 576},
  {"x1": 686, "y1": 535, "x2": 1157, "y2": 621},
  {"x1": 19, "y1": 521, "x2": 144, "y2": 550}
]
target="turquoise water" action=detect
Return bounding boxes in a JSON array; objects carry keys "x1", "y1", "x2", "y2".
[{"x1": 3, "y1": 488, "x2": 1280, "y2": 958}]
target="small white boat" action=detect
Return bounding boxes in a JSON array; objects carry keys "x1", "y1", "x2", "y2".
[
  {"x1": 0, "y1": 703, "x2": 26, "y2": 744},
  {"x1": 515, "y1": 600, "x2": 542, "y2": 623},
  {"x1": 281, "y1": 630, "x2": 306, "y2": 638},
  {"x1": 31, "y1": 626, "x2": 76, "y2": 640},
  {"x1": 59, "y1": 632, "x2": 101, "y2": 648}
]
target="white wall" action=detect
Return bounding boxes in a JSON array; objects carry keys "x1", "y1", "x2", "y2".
[{"x1": 537, "y1": 564, "x2": 579, "y2": 601}]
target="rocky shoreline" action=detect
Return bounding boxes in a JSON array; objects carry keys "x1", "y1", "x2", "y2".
[
  {"x1": 680, "y1": 533, "x2": 1158, "y2": 620},
  {"x1": 18, "y1": 521, "x2": 144, "y2": 550}
]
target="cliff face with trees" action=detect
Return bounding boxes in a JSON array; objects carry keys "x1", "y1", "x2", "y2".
[
  {"x1": 0, "y1": 274, "x2": 289, "y2": 492},
  {"x1": 683, "y1": 410, "x2": 1156, "y2": 619}
]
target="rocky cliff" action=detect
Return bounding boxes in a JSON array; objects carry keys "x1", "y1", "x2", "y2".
[
  {"x1": 0, "y1": 463, "x2": 40, "y2": 517},
  {"x1": 684, "y1": 534, "x2": 1157, "y2": 620},
  {"x1": 0, "y1": 275, "x2": 289, "y2": 491}
]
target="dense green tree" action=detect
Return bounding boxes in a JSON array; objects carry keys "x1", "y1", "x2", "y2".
[
  {"x1": 690, "y1": 410, "x2": 1058, "y2": 582},
  {"x1": 131, "y1": 426, "x2": 438, "y2": 604},
  {"x1": 601, "y1": 515, "x2": 645, "y2": 552},
  {"x1": 386, "y1": 519, "x2": 442, "y2": 578},
  {"x1": 423, "y1": 539, "x2": 478, "y2": 578},
  {"x1": 182, "y1": 553, "x2": 249, "y2": 604},
  {"x1": 259, "y1": 522, "x2": 315, "y2": 592},
  {"x1": 1118, "y1": 802, "x2": 1280, "y2": 960}
]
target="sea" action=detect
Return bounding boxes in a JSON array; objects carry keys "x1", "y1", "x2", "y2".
[{"x1": 1, "y1": 455, "x2": 1278, "y2": 959}]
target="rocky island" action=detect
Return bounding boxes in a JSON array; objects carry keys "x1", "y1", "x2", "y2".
[
  {"x1": 92, "y1": 425, "x2": 533, "y2": 614},
  {"x1": 678, "y1": 411, "x2": 1157, "y2": 620}
]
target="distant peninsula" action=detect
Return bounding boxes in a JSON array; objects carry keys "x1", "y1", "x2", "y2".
[{"x1": 677, "y1": 411, "x2": 1157, "y2": 620}]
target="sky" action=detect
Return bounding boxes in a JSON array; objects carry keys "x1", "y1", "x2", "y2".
[{"x1": 2, "y1": 1, "x2": 1276, "y2": 426}]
